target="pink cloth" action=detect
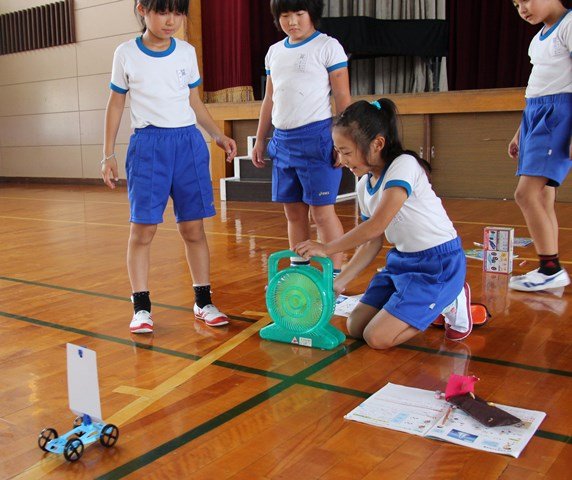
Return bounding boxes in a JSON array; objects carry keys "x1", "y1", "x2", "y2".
[{"x1": 445, "y1": 374, "x2": 479, "y2": 400}]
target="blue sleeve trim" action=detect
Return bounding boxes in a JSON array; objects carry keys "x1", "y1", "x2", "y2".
[
  {"x1": 188, "y1": 78, "x2": 202, "y2": 89},
  {"x1": 110, "y1": 82, "x2": 128, "y2": 94},
  {"x1": 265, "y1": 69, "x2": 271, "y2": 75},
  {"x1": 327, "y1": 61, "x2": 348, "y2": 73},
  {"x1": 360, "y1": 214, "x2": 369, "y2": 221},
  {"x1": 384, "y1": 180, "x2": 412, "y2": 197}
]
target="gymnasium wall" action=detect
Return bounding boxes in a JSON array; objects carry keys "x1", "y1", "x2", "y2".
[{"x1": 0, "y1": 0, "x2": 208, "y2": 181}]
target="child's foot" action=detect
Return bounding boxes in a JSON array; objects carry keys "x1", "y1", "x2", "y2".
[
  {"x1": 194, "y1": 303, "x2": 229, "y2": 327},
  {"x1": 130, "y1": 310, "x2": 153, "y2": 334},
  {"x1": 509, "y1": 269, "x2": 570, "y2": 292},
  {"x1": 444, "y1": 283, "x2": 473, "y2": 341}
]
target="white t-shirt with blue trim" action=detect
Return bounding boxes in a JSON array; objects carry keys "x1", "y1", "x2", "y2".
[
  {"x1": 265, "y1": 31, "x2": 348, "y2": 130},
  {"x1": 110, "y1": 37, "x2": 202, "y2": 129},
  {"x1": 526, "y1": 9, "x2": 572, "y2": 98},
  {"x1": 357, "y1": 154, "x2": 457, "y2": 253}
]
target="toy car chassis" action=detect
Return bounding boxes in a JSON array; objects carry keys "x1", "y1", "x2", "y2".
[{"x1": 38, "y1": 414, "x2": 119, "y2": 462}]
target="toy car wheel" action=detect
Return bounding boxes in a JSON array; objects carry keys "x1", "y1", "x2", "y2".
[
  {"x1": 63, "y1": 437, "x2": 84, "y2": 462},
  {"x1": 99, "y1": 424, "x2": 119, "y2": 448},
  {"x1": 38, "y1": 428, "x2": 58, "y2": 452}
]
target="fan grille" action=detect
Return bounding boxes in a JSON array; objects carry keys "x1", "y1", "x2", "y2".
[{"x1": 268, "y1": 270, "x2": 324, "y2": 334}]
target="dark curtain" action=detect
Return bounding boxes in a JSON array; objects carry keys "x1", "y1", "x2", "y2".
[
  {"x1": 200, "y1": 0, "x2": 253, "y2": 92},
  {"x1": 447, "y1": 0, "x2": 539, "y2": 90},
  {"x1": 249, "y1": 0, "x2": 284, "y2": 99}
]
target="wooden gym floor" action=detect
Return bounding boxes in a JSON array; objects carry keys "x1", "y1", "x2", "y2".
[{"x1": 0, "y1": 184, "x2": 570, "y2": 479}]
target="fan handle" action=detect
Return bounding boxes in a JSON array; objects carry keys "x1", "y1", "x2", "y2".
[{"x1": 267, "y1": 250, "x2": 333, "y2": 291}]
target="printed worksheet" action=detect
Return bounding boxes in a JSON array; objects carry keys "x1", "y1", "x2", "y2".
[
  {"x1": 344, "y1": 383, "x2": 545, "y2": 458},
  {"x1": 334, "y1": 294, "x2": 363, "y2": 317}
]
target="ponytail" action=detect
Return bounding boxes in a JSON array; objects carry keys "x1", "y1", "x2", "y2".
[{"x1": 333, "y1": 98, "x2": 431, "y2": 178}]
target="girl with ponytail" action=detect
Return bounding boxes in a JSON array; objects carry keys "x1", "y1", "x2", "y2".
[{"x1": 295, "y1": 99, "x2": 473, "y2": 349}]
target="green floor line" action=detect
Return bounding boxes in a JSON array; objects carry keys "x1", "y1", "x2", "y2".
[
  {"x1": 0, "y1": 275, "x2": 255, "y2": 323},
  {"x1": 2, "y1": 309, "x2": 570, "y2": 479},
  {"x1": 95, "y1": 341, "x2": 365, "y2": 480}
]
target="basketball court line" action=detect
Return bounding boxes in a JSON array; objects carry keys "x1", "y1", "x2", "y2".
[
  {"x1": 3, "y1": 309, "x2": 571, "y2": 477},
  {"x1": 2, "y1": 201, "x2": 572, "y2": 231},
  {"x1": 12, "y1": 314, "x2": 273, "y2": 479}
]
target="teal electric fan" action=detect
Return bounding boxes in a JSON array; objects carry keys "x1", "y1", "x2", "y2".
[{"x1": 260, "y1": 250, "x2": 346, "y2": 350}]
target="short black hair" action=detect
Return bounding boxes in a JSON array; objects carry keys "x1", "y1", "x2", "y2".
[
  {"x1": 270, "y1": 0, "x2": 324, "y2": 30},
  {"x1": 135, "y1": 0, "x2": 189, "y2": 31}
]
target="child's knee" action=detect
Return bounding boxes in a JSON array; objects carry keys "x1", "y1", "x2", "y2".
[
  {"x1": 178, "y1": 222, "x2": 205, "y2": 244},
  {"x1": 129, "y1": 225, "x2": 156, "y2": 246},
  {"x1": 346, "y1": 316, "x2": 364, "y2": 339},
  {"x1": 363, "y1": 330, "x2": 395, "y2": 350},
  {"x1": 310, "y1": 205, "x2": 335, "y2": 226}
]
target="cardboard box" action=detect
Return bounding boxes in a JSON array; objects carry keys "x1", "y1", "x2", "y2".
[{"x1": 483, "y1": 227, "x2": 514, "y2": 274}]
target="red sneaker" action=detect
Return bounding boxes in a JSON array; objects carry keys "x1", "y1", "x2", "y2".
[{"x1": 445, "y1": 283, "x2": 473, "y2": 341}]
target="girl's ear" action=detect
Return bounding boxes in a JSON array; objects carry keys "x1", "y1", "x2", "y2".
[
  {"x1": 374, "y1": 135, "x2": 386, "y2": 153},
  {"x1": 136, "y1": 2, "x2": 145, "y2": 16}
]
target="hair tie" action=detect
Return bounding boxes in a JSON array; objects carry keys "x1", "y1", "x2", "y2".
[{"x1": 370, "y1": 100, "x2": 381, "y2": 110}]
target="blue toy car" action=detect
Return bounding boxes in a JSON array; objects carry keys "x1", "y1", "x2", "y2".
[{"x1": 38, "y1": 414, "x2": 119, "y2": 462}]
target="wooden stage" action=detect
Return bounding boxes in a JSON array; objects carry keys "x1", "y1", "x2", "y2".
[{"x1": 0, "y1": 184, "x2": 570, "y2": 479}]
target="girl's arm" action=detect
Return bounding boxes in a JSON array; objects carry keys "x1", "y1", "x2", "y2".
[
  {"x1": 252, "y1": 77, "x2": 274, "y2": 168},
  {"x1": 329, "y1": 67, "x2": 351, "y2": 167},
  {"x1": 101, "y1": 91, "x2": 126, "y2": 189},
  {"x1": 334, "y1": 236, "x2": 383, "y2": 296},
  {"x1": 189, "y1": 87, "x2": 237, "y2": 162},
  {"x1": 329, "y1": 67, "x2": 351, "y2": 115},
  {"x1": 295, "y1": 186, "x2": 408, "y2": 258}
]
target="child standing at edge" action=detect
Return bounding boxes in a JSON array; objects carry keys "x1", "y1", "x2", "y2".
[
  {"x1": 508, "y1": 0, "x2": 572, "y2": 292},
  {"x1": 252, "y1": 0, "x2": 351, "y2": 276},
  {"x1": 295, "y1": 99, "x2": 473, "y2": 350},
  {"x1": 101, "y1": 0, "x2": 237, "y2": 334}
]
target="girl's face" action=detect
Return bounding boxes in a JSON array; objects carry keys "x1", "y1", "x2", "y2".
[
  {"x1": 333, "y1": 128, "x2": 385, "y2": 178},
  {"x1": 137, "y1": 3, "x2": 185, "y2": 42},
  {"x1": 512, "y1": 0, "x2": 566, "y2": 26},
  {"x1": 278, "y1": 10, "x2": 316, "y2": 43}
]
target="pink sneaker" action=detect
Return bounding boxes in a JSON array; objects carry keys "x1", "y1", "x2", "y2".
[
  {"x1": 193, "y1": 304, "x2": 229, "y2": 327},
  {"x1": 444, "y1": 283, "x2": 473, "y2": 341},
  {"x1": 130, "y1": 310, "x2": 153, "y2": 334}
]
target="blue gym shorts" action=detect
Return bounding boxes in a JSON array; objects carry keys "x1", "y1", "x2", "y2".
[
  {"x1": 518, "y1": 93, "x2": 572, "y2": 187},
  {"x1": 360, "y1": 237, "x2": 466, "y2": 331},
  {"x1": 267, "y1": 118, "x2": 342, "y2": 206},
  {"x1": 125, "y1": 125, "x2": 216, "y2": 224}
]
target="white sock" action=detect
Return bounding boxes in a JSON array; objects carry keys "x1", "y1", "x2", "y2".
[{"x1": 444, "y1": 288, "x2": 470, "y2": 333}]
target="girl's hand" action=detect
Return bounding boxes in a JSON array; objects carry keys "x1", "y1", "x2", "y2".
[
  {"x1": 251, "y1": 141, "x2": 266, "y2": 168},
  {"x1": 101, "y1": 157, "x2": 119, "y2": 189},
  {"x1": 508, "y1": 133, "x2": 519, "y2": 159},
  {"x1": 333, "y1": 277, "x2": 347, "y2": 297},
  {"x1": 215, "y1": 135, "x2": 238, "y2": 163},
  {"x1": 295, "y1": 240, "x2": 327, "y2": 259}
]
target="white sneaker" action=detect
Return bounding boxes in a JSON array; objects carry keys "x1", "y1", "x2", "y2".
[
  {"x1": 194, "y1": 304, "x2": 229, "y2": 327},
  {"x1": 509, "y1": 269, "x2": 570, "y2": 292},
  {"x1": 130, "y1": 310, "x2": 153, "y2": 334},
  {"x1": 444, "y1": 283, "x2": 473, "y2": 341}
]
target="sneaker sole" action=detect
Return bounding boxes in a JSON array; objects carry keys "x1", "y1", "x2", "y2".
[
  {"x1": 195, "y1": 315, "x2": 229, "y2": 327},
  {"x1": 130, "y1": 326, "x2": 153, "y2": 334}
]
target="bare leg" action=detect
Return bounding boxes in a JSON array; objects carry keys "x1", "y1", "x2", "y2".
[
  {"x1": 310, "y1": 204, "x2": 344, "y2": 270},
  {"x1": 127, "y1": 223, "x2": 157, "y2": 292},
  {"x1": 514, "y1": 176, "x2": 558, "y2": 255},
  {"x1": 177, "y1": 219, "x2": 210, "y2": 285},
  {"x1": 541, "y1": 185, "x2": 558, "y2": 250},
  {"x1": 283, "y1": 202, "x2": 310, "y2": 249},
  {"x1": 347, "y1": 302, "x2": 419, "y2": 350}
]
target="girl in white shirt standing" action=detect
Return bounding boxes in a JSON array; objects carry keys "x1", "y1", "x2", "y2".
[
  {"x1": 101, "y1": 0, "x2": 237, "y2": 333},
  {"x1": 296, "y1": 99, "x2": 473, "y2": 349},
  {"x1": 252, "y1": 0, "x2": 351, "y2": 277}
]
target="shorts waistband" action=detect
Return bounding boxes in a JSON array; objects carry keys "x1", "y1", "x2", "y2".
[
  {"x1": 274, "y1": 118, "x2": 333, "y2": 137},
  {"x1": 134, "y1": 124, "x2": 197, "y2": 136},
  {"x1": 392, "y1": 237, "x2": 462, "y2": 257},
  {"x1": 526, "y1": 93, "x2": 572, "y2": 106}
]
